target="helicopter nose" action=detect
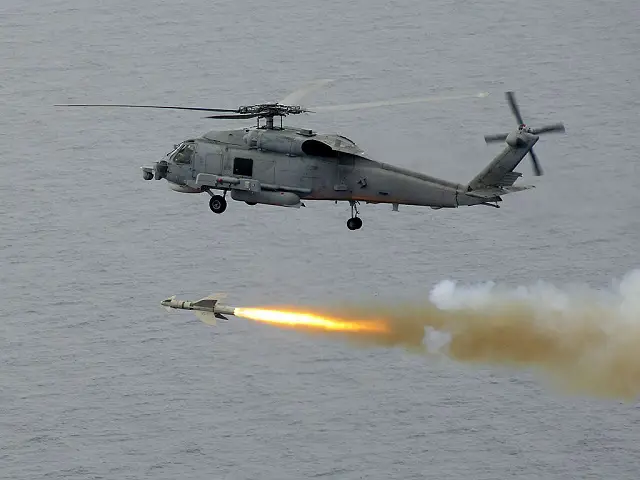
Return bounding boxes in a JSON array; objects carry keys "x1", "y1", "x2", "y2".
[
  {"x1": 142, "y1": 166, "x2": 154, "y2": 181},
  {"x1": 154, "y1": 160, "x2": 168, "y2": 180}
]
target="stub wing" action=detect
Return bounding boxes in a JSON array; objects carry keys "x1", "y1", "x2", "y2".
[{"x1": 466, "y1": 184, "x2": 535, "y2": 199}]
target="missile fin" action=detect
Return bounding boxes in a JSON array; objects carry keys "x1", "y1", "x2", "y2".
[
  {"x1": 163, "y1": 295, "x2": 177, "y2": 313},
  {"x1": 194, "y1": 311, "x2": 217, "y2": 326},
  {"x1": 206, "y1": 292, "x2": 227, "y2": 301}
]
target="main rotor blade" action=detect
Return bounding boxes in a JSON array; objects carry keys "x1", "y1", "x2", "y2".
[
  {"x1": 530, "y1": 123, "x2": 566, "y2": 135},
  {"x1": 205, "y1": 113, "x2": 259, "y2": 119},
  {"x1": 280, "y1": 79, "x2": 334, "y2": 105},
  {"x1": 529, "y1": 148, "x2": 543, "y2": 176},
  {"x1": 506, "y1": 91, "x2": 524, "y2": 125},
  {"x1": 309, "y1": 91, "x2": 489, "y2": 113},
  {"x1": 55, "y1": 103, "x2": 239, "y2": 113}
]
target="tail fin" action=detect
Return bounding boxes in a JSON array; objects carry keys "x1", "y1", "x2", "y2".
[
  {"x1": 194, "y1": 311, "x2": 218, "y2": 326},
  {"x1": 467, "y1": 129, "x2": 539, "y2": 193},
  {"x1": 192, "y1": 292, "x2": 226, "y2": 310},
  {"x1": 192, "y1": 297, "x2": 218, "y2": 310},
  {"x1": 192, "y1": 292, "x2": 229, "y2": 326}
]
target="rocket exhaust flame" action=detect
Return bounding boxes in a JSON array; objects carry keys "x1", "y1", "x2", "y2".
[
  {"x1": 231, "y1": 270, "x2": 640, "y2": 401},
  {"x1": 233, "y1": 307, "x2": 389, "y2": 334}
]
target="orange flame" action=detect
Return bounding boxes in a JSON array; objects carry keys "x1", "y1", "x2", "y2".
[{"x1": 234, "y1": 307, "x2": 389, "y2": 334}]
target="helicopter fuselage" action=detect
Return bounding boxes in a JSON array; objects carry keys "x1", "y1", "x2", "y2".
[{"x1": 146, "y1": 125, "x2": 487, "y2": 210}]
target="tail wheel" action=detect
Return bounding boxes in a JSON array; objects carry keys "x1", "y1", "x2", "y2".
[{"x1": 347, "y1": 217, "x2": 362, "y2": 230}]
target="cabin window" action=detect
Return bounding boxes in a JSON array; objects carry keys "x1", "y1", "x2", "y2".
[
  {"x1": 173, "y1": 144, "x2": 195, "y2": 164},
  {"x1": 233, "y1": 157, "x2": 253, "y2": 177}
]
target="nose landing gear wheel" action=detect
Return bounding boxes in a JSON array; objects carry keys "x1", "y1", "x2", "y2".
[
  {"x1": 209, "y1": 195, "x2": 227, "y2": 214},
  {"x1": 347, "y1": 217, "x2": 362, "y2": 230}
]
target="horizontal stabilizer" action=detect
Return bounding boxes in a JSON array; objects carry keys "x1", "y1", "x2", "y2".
[
  {"x1": 497, "y1": 171, "x2": 522, "y2": 187},
  {"x1": 466, "y1": 184, "x2": 534, "y2": 199}
]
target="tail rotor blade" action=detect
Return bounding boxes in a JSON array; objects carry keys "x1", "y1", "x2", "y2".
[
  {"x1": 529, "y1": 148, "x2": 543, "y2": 176},
  {"x1": 506, "y1": 91, "x2": 524, "y2": 125},
  {"x1": 530, "y1": 123, "x2": 566, "y2": 135},
  {"x1": 484, "y1": 133, "x2": 509, "y2": 143}
]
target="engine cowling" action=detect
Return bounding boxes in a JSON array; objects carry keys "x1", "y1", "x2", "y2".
[
  {"x1": 243, "y1": 130, "x2": 335, "y2": 157},
  {"x1": 231, "y1": 189, "x2": 301, "y2": 207}
]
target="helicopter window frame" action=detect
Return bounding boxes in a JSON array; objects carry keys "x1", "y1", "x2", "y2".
[
  {"x1": 166, "y1": 144, "x2": 181, "y2": 157},
  {"x1": 173, "y1": 143, "x2": 196, "y2": 165},
  {"x1": 233, "y1": 157, "x2": 253, "y2": 177}
]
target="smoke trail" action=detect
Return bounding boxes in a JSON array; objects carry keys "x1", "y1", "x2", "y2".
[{"x1": 244, "y1": 270, "x2": 640, "y2": 400}]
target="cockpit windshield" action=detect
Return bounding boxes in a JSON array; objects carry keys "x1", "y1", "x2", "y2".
[
  {"x1": 166, "y1": 143, "x2": 181, "y2": 157},
  {"x1": 172, "y1": 143, "x2": 196, "y2": 164}
]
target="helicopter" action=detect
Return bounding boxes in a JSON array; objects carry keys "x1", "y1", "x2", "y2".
[{"x1": 57, "y1": 83, "x2": 565, "y2": 230}]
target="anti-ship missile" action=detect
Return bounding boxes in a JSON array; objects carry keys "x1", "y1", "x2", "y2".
[{"x1": 161, "y1": 294, "x2": 235, "y2": 325}]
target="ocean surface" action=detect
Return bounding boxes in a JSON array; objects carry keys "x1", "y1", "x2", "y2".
[{"x1": 2, "y1": 0, "x2": 640, "y2": 478}]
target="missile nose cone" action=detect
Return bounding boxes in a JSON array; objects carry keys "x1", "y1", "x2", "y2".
[
  {"x1": 161, "y1": 295, "x2": 177, "y2": 308},
  {"x1": 161, "y1": 298, "x2": 173, "y2": 307}
]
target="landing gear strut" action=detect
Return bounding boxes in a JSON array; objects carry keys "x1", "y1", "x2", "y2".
[
  {"x1": 347, "y1": 201, "x2": 362, "y2": 230},
  {"x1": 208, "y1": 190, "x2": 227, "y2": 214}
]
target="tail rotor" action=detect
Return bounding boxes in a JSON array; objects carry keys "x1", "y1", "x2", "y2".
[{"x1": 484, "y1": 91, "x2": 565, "y2": 176}]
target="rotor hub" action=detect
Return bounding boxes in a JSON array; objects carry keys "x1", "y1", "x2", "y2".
[{"x1": 236, "y1": 103, "x2": 307, "y2": 117}]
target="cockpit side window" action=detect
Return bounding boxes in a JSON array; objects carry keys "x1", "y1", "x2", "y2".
[{"x1": 173, "y1": 144, "x2": 196, "y2": 164}]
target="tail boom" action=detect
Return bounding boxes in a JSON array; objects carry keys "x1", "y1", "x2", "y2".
[{"x1": 467, "y1": 129, "x2": 539, "y2": 192}]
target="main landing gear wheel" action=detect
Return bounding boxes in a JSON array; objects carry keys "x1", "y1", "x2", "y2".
[
  {"x1": 209, "y1": 195, "x2": 227, "y2": 214},
  {"x1": 347, "y1": 217, "x2": 362, "y2": 230},
  {"x1": 346, "y1": 200, "x2": 363, "y2": 230}
]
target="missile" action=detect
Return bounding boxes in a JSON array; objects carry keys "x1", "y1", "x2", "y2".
[{"x1": 161, "y1": 294, "x2": 236, "y2": 325}]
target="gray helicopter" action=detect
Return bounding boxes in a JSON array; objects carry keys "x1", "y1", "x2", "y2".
[{"x1": 58, "y1": 85, "x2": 564, "y2": 230}]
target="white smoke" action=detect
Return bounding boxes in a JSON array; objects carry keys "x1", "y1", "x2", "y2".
[{"x1": 421, "y1": 270, "x2": 640, "y2": 399}]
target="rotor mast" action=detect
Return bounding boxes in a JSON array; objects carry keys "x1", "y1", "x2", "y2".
[
  {"x1": 263, "y1": 113, "x2": 276, "y2": 130},
  {"x1": 266, "y1": 116, "x2": 273, "y2": 129}
]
